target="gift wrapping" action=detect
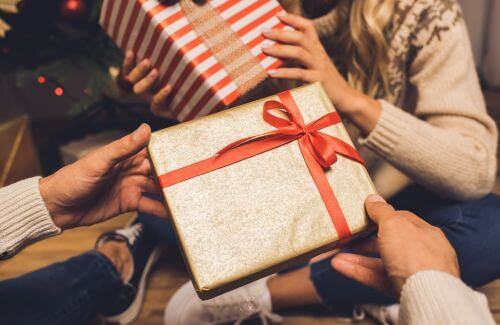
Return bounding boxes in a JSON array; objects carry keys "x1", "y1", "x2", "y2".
[
  {"x1": 148, "y1": 83, "x2": 376, "y2": 299},
  {"x1": 100, "y1": 0, "x2": 286, "y2": 121}
]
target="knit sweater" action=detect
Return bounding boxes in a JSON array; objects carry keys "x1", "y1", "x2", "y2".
[
  {"x1": 400, "y1": 270, "x2": 495, "y2": 324},
  {"x1": 0, "y1": 178, "x2": 495, "y2": 324},
  {"x1": 0, "y1": 177, "x2": 60, "y2": 259},
  {"x1": 275, "y1": 0, "x2": 498, "y2": 200}
]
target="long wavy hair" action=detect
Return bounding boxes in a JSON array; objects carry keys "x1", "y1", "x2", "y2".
[{"x1": 286, "y1": 0, "x2": 395, "y2": 99}]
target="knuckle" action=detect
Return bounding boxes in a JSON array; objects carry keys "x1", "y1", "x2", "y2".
[
  {"x1": 134, "y1": 84, "x2": 147, "y2": 95},
  {"x1": 384, "y1": 215, "x2": 406, "y2": 229},
  {"x1": 294, "y1": 31, "x2": 304, "y2": 42},
  {"x1": 433, "y1": 227, "x2": 446, "y2": 238},
  {"x1": 398, "y1": 210, "x2": 415, "y2": 219},
  {"x1": 296, "y1": 48, "x2": 307, "y2": 58},
  {"x1": 305, "y1": 71, "x2": 318, "y2": 82}
]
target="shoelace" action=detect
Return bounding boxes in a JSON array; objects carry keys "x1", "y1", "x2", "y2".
[
  {"x1": 207, "y1": 293, "x2": 283, "y2": 325},
  {"x1": 116, "y1": 223, "x2": 143, "y2": 246}
]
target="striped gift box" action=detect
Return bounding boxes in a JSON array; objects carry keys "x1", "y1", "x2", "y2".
[{"x1": 100, "y1": 0, "x2": 286, "y2": 121}]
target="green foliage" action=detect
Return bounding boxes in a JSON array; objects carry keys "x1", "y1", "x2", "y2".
[{"x1": 3, "y1": 0, "x2": 123, "y2": 116}]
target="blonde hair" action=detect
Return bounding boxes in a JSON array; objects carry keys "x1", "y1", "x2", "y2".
[{"x1": 301, "y1": 0, "x2": 395, "y2": 99}]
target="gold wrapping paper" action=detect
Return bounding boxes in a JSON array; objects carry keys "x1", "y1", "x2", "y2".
[{"x1": 148, "y1": 83, "x2": 376, "y2": 299}]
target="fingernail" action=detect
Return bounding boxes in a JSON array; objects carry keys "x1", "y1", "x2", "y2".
[
  {"x1": 366, "y1": 194, "x2": 385, "y2": 203},
  {"x1": 141, "y1": 59, "x2": 150, "y2": 67},
  {"x1": 262, "y1": 28, "x2": 272, "y2": 35},
  {"x1": 267, "y1": 69, "x2": 278, "y2": 75},
  {"x1": 126, "y1": 51, "x2": 133, "y2": 58},
  {"x1": 277, "y1": 12, "x2": 287, "y2": 18},
  {"x1": 149, "y1": 69, "x2": 158, "y2": 77},
  {"x1": 261, "y1": 44, "x2": 271, "y2": 50}
]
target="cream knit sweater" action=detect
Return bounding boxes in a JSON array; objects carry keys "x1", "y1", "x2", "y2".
[
  {"x1": 0, "y1": 178, "x2": 495, "y2": 324},
  {"x1": 274, "y1": 0, "x2": 498, "y2": 200},
  {"x1": 0, "y1": 177, "x2": 60, "y2": 259}
]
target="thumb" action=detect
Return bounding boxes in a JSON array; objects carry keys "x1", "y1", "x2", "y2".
[
  {"x1": 91, "y1": 123, "x2": 151, "y2": 170},
  {"x1": 365, "y1": 194, "x2": 395, "y2": 225}
]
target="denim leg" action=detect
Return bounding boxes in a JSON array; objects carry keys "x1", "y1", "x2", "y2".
[
  {"x1": 388, "y1": 188, "x2": 500, "y2": 287},
  {"x1": 310, "y1": 186, "x2": 500, "y2": 308},
  {"x1": 0, "y1": 251, "x2": 127, "y2": 325},
  {"x1": 433, "y1": 194, "x2": 500, "y2": 287},
  {"x1": 310, "y1": 252, "x2": 395, "y2": 308}
]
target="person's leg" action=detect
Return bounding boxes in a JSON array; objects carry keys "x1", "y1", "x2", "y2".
[
  {"x1": 135, "y1": 194, "x2": 177, "y2": 245},
  {"x1": 0, "y1": 216, "x2": 164, "y2": 325},
  {"x1": 427, "y1": 194, "x2": 500, "y2": 287},
  {"x1": 0, "y1": 246, "x2": 130, "y2": 325},
  {"x1": 137, "y1": 211, "x2": 177, "y2": 244}
]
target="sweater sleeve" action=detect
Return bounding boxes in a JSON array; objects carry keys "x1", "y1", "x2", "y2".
[
  {"x1": 399, "y1": 270, "x2": 495, "y2": 325},
  {"x1": 0, "y1": 177, "x2": 61, "y2": 260},
  {"x1": 360, "y1": 18, "x2": 498, "y2": 200}
]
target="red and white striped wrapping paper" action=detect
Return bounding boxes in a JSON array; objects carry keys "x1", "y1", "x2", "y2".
[{"x1": 100, "y1": 0, "x2": 286, "y2": 121}]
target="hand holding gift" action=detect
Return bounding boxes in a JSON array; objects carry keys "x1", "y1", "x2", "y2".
[
  {"x1": 119, "y1": 51, "x2": 174, "y2": 117},
  {"x1": 102, "y1": 0, "x2": 287, "y2": 121},
  {"x1": 331, "y1": 195, "x2": 460, "y2": 297},
  {"x1": 39, "y1": 124, "x2": 168, "y2": 230},
  {"x1": 262, "y1": 13, "x2": 382, "y2": 135}
]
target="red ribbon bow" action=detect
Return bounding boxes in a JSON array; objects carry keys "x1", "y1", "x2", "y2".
[{"x1": 158, "y1": 90, "x2": 365, "y2": 241}]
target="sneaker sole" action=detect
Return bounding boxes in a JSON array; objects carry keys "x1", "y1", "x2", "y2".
[{"x1": 103, "y1": 244, "x2": 163, "y2": 324}]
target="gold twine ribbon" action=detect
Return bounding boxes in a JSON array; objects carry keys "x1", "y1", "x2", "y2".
[{"x1": 180, "y1": 0, "x2": 267, "y2": 95}]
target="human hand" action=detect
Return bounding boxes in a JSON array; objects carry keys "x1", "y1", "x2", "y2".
[
  {"x1": 262, "y1": 13, "x2": 381, "y2": 134},
  {"x1": 39, "y1": 124, "x2": 168, "y2": 230},
  {"x1": 331, "y1": 194, "x2": 459, "y2": 297},
  {"x1": 119, "y1": 51, "x2": 173, "y2": 117}
]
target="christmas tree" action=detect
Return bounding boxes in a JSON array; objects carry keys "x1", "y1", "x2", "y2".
[{"x1": 0, "y1": 0, "x2": 122, "y2": 116}]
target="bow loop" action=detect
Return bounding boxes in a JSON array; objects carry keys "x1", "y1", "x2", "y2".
[
  {"x1": 304, "y1": 131, "x2": 339, "y2": 168},
  {"x1": 263, "y1": 99, "x2": 305, "y2": 129}
]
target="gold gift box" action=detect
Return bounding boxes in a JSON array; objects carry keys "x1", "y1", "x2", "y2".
[{"x1": 148, "y1": 83, "x2": 376, "y2": 299}]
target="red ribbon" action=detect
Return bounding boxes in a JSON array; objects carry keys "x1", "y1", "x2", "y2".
[{"x1": 158, "y1": 90, "x2": 365, "y2": 241}]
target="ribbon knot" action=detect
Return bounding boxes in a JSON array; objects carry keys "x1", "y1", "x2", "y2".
[
  {"x1": 216, "y1": 93, "x2": 363, "y2": 170},
  {"x1": 158, "y1": 90, "x2": 365, "y2": 241}
]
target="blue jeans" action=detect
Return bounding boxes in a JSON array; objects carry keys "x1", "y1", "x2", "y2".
[
  {"x1": 139, "y1": 187, "x2": 500, "y2": 309},
  {"x1": 0, "y1": 251, "x2": 129, "y2": 325}
]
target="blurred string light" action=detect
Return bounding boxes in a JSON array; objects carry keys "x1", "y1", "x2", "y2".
[
  {"x1": 54, "y1": 87, "x2": 64, "y2": 96},
  {"x1": 37, "y1": 75, "x2": 73, "y2": 99}
]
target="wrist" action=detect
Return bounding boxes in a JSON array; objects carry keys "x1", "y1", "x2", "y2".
[
  {"x1": 39, "y1": 176, "x2": 71, "y2": 230},
  {"x1": 341, "y1": 92, "x2": 381, "y2": 135}
]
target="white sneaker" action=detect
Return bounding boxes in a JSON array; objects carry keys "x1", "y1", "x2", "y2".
[
  {"x1": 353, "y1": 303, "x2": 400, "y2": 325},
  {"x1": 164, "y1": 277, "x2": 283, "y2": 325}
]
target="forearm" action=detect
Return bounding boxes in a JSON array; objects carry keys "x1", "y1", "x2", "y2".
[
  {"x1": 0, "y1": 177, "x2": 60, "y2": 260},
  {"x1": 339, "y1": 92, "x2": 381, "y2": 136},
  {"x1": 400, "y1": 270, "x2": 495, "y2": 325},
  {"x1": 359, "y1": 100, "x2": 497, "y2": 200}
]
